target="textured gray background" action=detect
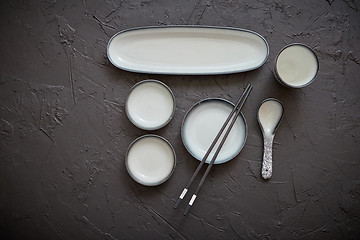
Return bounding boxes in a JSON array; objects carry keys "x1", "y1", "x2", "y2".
[{"x1": 1, "y1": 0, "x2": 360, "y2": 239}]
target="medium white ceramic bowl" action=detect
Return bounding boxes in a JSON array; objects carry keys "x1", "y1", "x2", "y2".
[{"x1": 181, "y1": 98, "x2": 248, "y2": 164}]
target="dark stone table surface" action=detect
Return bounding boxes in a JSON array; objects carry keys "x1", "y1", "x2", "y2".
[{"x1": 1, "y1": 0, "x2": 359, "y2": 239}]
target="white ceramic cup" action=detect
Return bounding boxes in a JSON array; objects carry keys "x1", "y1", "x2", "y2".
[{"x1": 274, "y1": 43, "x2": 319, "y2": 88}]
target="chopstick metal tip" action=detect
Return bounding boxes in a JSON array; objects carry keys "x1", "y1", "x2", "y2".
[
  {"x1": 174, "y1": 188, "x2": 188, "y2": 209},
  {"x1": 184, "y1": 194, "x2": 197, "y2": 216}
]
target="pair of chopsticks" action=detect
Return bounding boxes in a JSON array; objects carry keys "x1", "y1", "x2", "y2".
[{"x1": 174, "y1": 84, "x2": 253, "y2": 215}]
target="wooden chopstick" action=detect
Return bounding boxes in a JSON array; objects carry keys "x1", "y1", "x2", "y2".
[{"x1": 173, "y1": 84, "x2": 252, "y2": 214}]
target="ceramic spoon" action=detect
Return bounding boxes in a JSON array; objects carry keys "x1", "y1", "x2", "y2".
[{"x1": 257, "y1": 98, "x2": 284, "y2": 179}]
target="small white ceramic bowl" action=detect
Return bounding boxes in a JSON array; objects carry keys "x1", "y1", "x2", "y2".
[
  {"x1": 126, "y1": 80, "x2": 175, "y2": 130},
  {"x1": 125, "y1": 135, "x2": 176, "y2": 186},
  {"x1": 274, "y1": 43, "x2": 319, "y2": 88}
]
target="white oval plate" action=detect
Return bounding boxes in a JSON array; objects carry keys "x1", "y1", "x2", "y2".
[
  {"x1": 126, "y1": 135, "x2": 176, "y2": 186},
  {"x1": 107, "y1": 26, "x2": 269, "y2": 75},
  {"x1": 181, "y1": 98, "x2": 247, "y2": 164}
]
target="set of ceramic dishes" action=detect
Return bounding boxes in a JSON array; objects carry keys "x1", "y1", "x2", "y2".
[
  {"x1": 125, "y1": 80, "x2": 176, "y2": 186},
  {"x1": 109, "y1": 26, "x2": 319, "y2": 185},
  {"x1": 108, "y1": 26, "x2": 268, "y2": 181}
]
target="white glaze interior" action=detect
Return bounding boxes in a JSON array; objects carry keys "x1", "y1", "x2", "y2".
[
  {"x1": 182, "y1": 99, "x2": 246, "y2": 164},
  {"x1": 126, "y1": 81, "x2": 174, "y2": 130},
  {"x1": 127, "y1": 136, "x2": 175, "y2": 186},
  {"x1": 276, "y1": 45, "x2": 318, "y2": 87},
  {"x1": 108, "y1": 27, "x2": 268, "y2": 74},
  {"x1": 258, "y1": 100, "x2": 283, "y2": 135}
]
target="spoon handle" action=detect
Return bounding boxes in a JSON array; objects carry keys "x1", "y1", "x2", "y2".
[{"x1": 262, "y1": 135, "x2": 274, "y2": 179}]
